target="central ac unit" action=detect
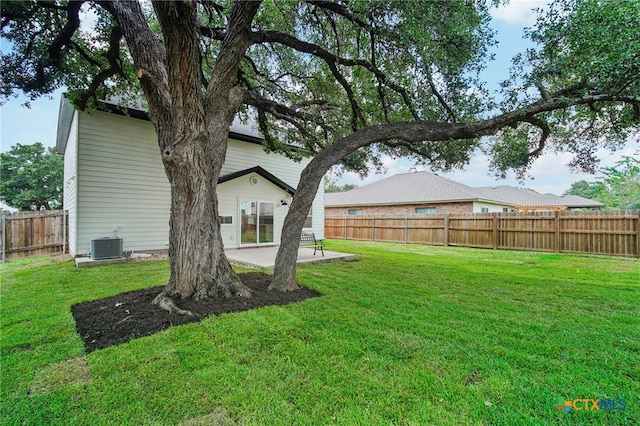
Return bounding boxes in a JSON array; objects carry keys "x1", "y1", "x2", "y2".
[{"x1": 90, "y1": 237, "x2": 123, "y2": 260}]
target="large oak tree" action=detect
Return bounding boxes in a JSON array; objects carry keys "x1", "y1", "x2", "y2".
[{"x1": 2, "y1": 0, "x2": 638, "y2": 301}]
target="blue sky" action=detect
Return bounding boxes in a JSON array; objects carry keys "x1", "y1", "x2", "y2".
[
  {"x1": 335, "y1": 0, "x2": 640, "y2": 193},
  {"x1": 1, "y1": 0, "x2": 638, "y2": 195}
]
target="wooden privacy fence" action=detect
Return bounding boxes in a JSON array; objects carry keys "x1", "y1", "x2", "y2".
[
  {"x1": 325, "y1": 210, "x2": 640, "y2": 258},
  {"x1": 1, "y1": 210, "x2": 68, "y2": 261}
]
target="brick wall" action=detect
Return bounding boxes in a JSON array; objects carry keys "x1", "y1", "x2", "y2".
[{"x1": 325, "y1": 201, "x2": 474, "y2": 217}]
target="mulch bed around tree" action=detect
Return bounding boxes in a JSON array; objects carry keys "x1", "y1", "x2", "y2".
[{"x1": 71, "y1": 272, "x2": 321, "y2": 353}]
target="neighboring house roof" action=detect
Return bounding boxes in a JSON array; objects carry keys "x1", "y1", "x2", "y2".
[
  {"x1": 219, "y1": 166, "x2": 296, "y2": 195},
  {"x1": 550, "y1": 194, "x2": 605, "y2": 208},
  {"x1": 325, "y1": 172, "x2": 479, "y2": 207},
  {"x1": 325, "y1": 171, "x2": 604, "y2": 209},
  {"x1": 472, "y1": 186, "x2": 604, "y2": 208}
]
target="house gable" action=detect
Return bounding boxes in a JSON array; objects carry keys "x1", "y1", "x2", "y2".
[{"x1": 219, "y1": 166, "x2": 296, "y2": 195}]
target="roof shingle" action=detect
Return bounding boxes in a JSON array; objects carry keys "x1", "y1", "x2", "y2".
[{"x1": 325, "y1": 172, "x2": 604, "y2": 208}]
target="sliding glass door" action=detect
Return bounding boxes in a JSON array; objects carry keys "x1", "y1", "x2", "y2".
[{"x1": 240, "y1": 200, "x2": 274, "y2": 245}]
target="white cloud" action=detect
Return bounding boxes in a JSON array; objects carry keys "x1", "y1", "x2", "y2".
[{"x1": 490, "y1": 0, "x2": 551, "y2": 26}]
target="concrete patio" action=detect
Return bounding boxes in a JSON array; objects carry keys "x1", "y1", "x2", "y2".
[
  {"x1": 225, "y1": 246, "x2": 356, "y2": 268},
  {"x1": 75, "y1": 246, "x2": 356, "y2": 268}
]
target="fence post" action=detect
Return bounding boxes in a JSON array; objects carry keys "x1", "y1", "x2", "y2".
[
  {"x1": 492, "y1": 213, "x2": 498, "y2": 250},
  {"x1": 404, "y1": 215, "x2": 408, "y2": 244},
  {"x1": 1, "y1": 215, "x2": 6, "y2": 263},
  {"x1": 555, "y1": 210, "x2": 561, "y2": 254},
  {"x1": 444, "y1": 213, "x2": 449, "y2": 247},
  {"x1": 343, "y1": 216, "x2": 347, "y2": 240},
  {"x1": 372, "y1": 217, "x2": 375, "y2": 241}
]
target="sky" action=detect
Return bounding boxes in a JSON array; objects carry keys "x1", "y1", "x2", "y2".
[
  {"x1": 334, "y1": 0, "x2": 640, "y2": 194},
  {"x1": 1, "y1": 1, "x2": 638, "y2": 196}
]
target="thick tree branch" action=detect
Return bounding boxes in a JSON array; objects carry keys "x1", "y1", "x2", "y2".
[
  {"x1": 99, "y1": 0, "x2": 171, "y2": 134},
  {"x1": 76, "y1": 26, "x2": 125, "y2": 111},
  {"x1": 205, "y1": 0, "x2": 262, "y2": 119},
  {"x1": 24, "y1": 1, "x2": 84, "y2": 93},
  {"x1": 311, "y1": 91, "x2": 640, "y2": 173},
  {"x1": 248, "y1": 30, "x2": 420, "y2": 120}
]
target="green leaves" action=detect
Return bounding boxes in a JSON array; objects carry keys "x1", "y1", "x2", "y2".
[
  {"x1": 529, "y1": 0, "x2": 640, "y2": 93},
  {"x1": 564, "y1": 156, "x2": 640, "y2": 209},
  {"x1": 0, "y1": 143, "x2": 63, "y2": 211},
  {"x1": 490, "y1": 0, "x2": 640, "y2": 178},
  {"x1": 1, "y1": 1, "x2": 136, "y2": 109},
  {"x1": 2, "y1": 0, "x2": 638, "y2": 182}
]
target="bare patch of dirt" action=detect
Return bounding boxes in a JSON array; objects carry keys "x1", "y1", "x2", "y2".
[
  {"x1": 29, "y1": 356, "x2": 91, "y2": 395},
  {"x1": 71, "y1": 272, "x2": 321, "y2": 353}
]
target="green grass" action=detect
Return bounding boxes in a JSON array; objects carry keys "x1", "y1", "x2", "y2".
[{"x1": 1, "y1": 242, "x2": 639, "y2": 425}]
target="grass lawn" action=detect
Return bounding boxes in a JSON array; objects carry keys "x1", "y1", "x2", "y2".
[{"x1": 1, "y1": 241, "x2": 639, "y2": 425}]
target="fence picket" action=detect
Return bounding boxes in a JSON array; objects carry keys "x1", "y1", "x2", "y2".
[
  {"x1": 325, "y1": 211, "x2": 640, "y2": 258},
  {"x1": 1, "y1": 211, "x2": 69, "y2": 261}
]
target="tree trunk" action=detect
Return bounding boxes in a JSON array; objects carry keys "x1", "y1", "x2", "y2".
[
  {"x1": 270, "y1": 163, "x2": 326, "y2": 291},
  {"x1": 103, "y1": 1, "x2": 261, "y2": 306},
  {"x1": 154, "y1": 124, "x2": 251, "y2": 303},
  {"x1": 164, "y1": 170, "x2": 250, "y2": 301}
]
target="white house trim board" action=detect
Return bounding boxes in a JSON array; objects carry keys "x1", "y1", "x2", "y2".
[
  {"x1": 62, "y1": 110, "x2": 79, "y2": 255},
  {"x1": 472, "y1": 200, "x2": 515, "y2": 213}
]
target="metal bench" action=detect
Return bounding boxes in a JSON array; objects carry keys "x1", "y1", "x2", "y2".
[{"x1": 300, "y1": 232, "x2": 325, "y2": 256}]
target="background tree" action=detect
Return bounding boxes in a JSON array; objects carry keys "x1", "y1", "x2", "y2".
[
  {"x1": 563, "y1": 180, "x2": 607, "y2": 202},
  {"x1": 324, "y1": 176, "x2": 358, "y2": 193},
  {"x1": 565, "y1": 157, "x2": 640, "y2": 209},
  {"x1": 2, "y1": 1, "x2": 639, "y2": 302},
  {"x1": 0, "y1": 143, "x2": 63, "y2": 211}
]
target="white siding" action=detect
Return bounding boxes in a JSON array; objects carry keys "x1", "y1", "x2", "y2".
[
  {"x1": 472, "y1": 201, "x2": 513, "y2": 213},
  {"x1": 76, "y1": 111, "x2": 170, "y2": 254},
  {"x1": 223, "y1": 138, "x2": 307, "y2": 186},
  {"x1": 309, "y1": 183, "x2": 325, "y2": 239},
  {"x1": 218, "y1": 171, "x2": 291, "y2": 249},
  {"x1": 73, "y1": 111, "x2": 323, "y2": 254},
  {"x1": 63, "y1": 112, "x2": 79, "y2": 255}
]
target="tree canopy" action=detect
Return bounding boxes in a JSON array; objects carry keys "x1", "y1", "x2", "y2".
[
  {"x1": 1, "y1": 0, "x2": 639, "y2": 297},
  {"x1": 565, "y1": 156, "x2": 640, "y2": 209},
  {"x1": 2, "y1": 0, "x2": 637, "y2": 177},
  {"x1": 0, "y1": 143, "x2": 63, "y2": 211}
]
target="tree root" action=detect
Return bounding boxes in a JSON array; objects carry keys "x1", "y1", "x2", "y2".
[
  {"x1": 152, "y1": 293, "x2": 193, "y2": 316},
  {"x1": 268, "y1": 277, "x2": 300, "y2": 292}
]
